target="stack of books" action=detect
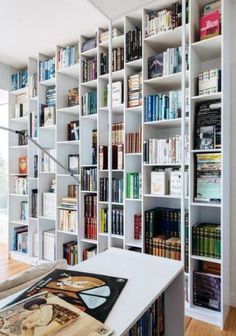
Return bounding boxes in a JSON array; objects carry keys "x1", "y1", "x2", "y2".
[
  {"x1": 198, "y1": 69, "x2": 221, "y2": 96},
  {"x1": 128, "y1": 72, "x2": 142, "y2": 107},
  {"x1": 126, "y1": 172, "x2": 142, "y2": 199},
  {"x1": 125, "y1": 126, "x2": 142, "y2": 154},
  {"x1": 39, "y1": 57, "x2": 55, "y2": 81},
  {"x1": 99, "y1": 27, "x2": 121, "y2": 43}
]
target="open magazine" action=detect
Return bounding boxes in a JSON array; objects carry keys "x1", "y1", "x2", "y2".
[
  {"x1": 7, "y1": 269, "x2": 127, "y2": 323},
  {"x1": 0, "y1": 292, "x2": 113, "y2": 336}
]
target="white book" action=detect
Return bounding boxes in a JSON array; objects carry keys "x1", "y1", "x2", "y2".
[
  {"x1": 151, "y1": 171, "x2": 167, "y2": 195},
  {"x1": 43, "y1": 230, "x2": 55, "y2": 261},
  {"x1": 170, "y1": 170, "x2": 182, "y2": 196},
  {"x1": 43, "y1": 192, "x2": 56, "y2": 218}
]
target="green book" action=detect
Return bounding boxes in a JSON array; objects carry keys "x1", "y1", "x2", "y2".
[
  {"x1": 215, "y1": 226, "x2": 221, "y2": 259},
  {"x1": 126, "y1": 173, "x2": 130, "y2": 198}
]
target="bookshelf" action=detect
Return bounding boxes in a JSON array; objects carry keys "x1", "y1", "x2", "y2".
[{"x1": 7, "y1": 0, "x2": 231, "y2": 328}]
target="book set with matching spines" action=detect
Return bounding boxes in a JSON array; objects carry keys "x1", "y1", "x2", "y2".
[
  {"x1": 111, "y1": 208, "x2": 124, "y2": 236},
  {"x1": 126, "y1": 172, "x2": 142, "y2": 199},
  {"x1": 100, "y1": 177, "x2": 108, "y2": 202},
  {"x1": 126, "y1": 27, "x2": 142, "y2": 63},
  {"x1": 198, "y1": 69, "x2": 221, "y2": 96},
  {"x1": 128, "y1": 294, "x2": 165, "y2": 336},
  {"x1": 192, "y1": 223, "x2": 221, "y2": 259},
  {"x1": 63, "y1": 241, "x2": 78, "y2": 266},
  {"x1": 112, "y1": 122, "x2": 124, "y2": 170},
  {"x1": 100, "y1": 48, "x2": 124, "y2": 75},
  {"x1": 134, "y1": 213, "x2": 142, "y2": 240},
  {"x1": 100, "y1": 208, "x2": 108, "y2": 233},
  {"x1": 11, "y1": 69, "x2": 28, "y2": 91},
  {"x1": 82, "y1": 57, "x2": 97, "y2": 82},
  {"x1": 68, "y1": 87, "x2": 79, "y2": 107},
  {"x1": 128, "y1": 72, "x2": 142, "y2": 108},
  {"x1": 57, "y1": 45, "x2": 78, "y2": 70},
  {"x1": 99, "y1": 145, "x2": 108, "y2": 170},
  {"x1": 81, "y1": 167, "x2": 97, "y2": 191},
  {"x1": 125, "y1": 126, "x2": 142, "y2": 154},
  {"x1": 31, "y1": 189, "x2": 38, "y2": 218},
  {"x1": 145, "y1": 2, "x2": 183, "y2": 37},
  {"x1": 83, "y1": 246, "x2": 97, "y2": 260},
  {"x1": 84, "y1": 194, "x2": 97, "y2": 240},
  {"x1": 81, "y1": 91, "x2": 97, "y2": 115},
  {"x1": 112, "y1": 178, "x2": 123, "y2": 204},
  {"x1": 39, "y1": 57, "x2": 55, "y2": 82},
  {"x1": 148, "y1": 45, "x2": 189, "y2": 79}
]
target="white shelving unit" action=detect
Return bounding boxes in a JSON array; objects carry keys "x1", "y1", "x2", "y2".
[{"x1": 7, "y1": 0, "x2": 231, "y2": 328}]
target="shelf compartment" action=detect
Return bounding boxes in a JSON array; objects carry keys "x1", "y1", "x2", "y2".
[
  {"x1": 40, "y1": 77, "x2": 56, "y2": 86},
  {"x1": 9, "y1": 116, "x2": 28, "y2": 124},
  {"x1": 81, "y1": 47, "x2": 97, "y2": 58},
  {"x1": 144, "y1": 117, "x2": 189, "y2": 128},
  {"x1": 191, "y1": 36, "x2": 222, "y2": 61},
  {"x1": 99, "y1": 34, "x2": 125, "y2": 48},
  {"x1": 191, "y1": 255, "x2": 221, "y2": 264},
  {"x1": 191, "y1": 92, "x2": 222, "y2": 103},
  {"x1": 144, "y1": 71, "x2": 189, "y2": 90},
  {"x1": 57, "y1": 105, "x2": 80, "y2": 115},
  {"x1": 81, "y1": 79, "x2": 97, "y2": 88},
  {"x1": 57, "y1": 63, "x2": 80, "y2": 79}
]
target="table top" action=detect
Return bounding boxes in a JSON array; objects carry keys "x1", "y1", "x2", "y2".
[{"x1": 70, "y1": 248, "x2": 183, "y2": 335}]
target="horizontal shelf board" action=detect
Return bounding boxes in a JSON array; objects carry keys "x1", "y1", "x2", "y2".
[
  {"x1": 57, "y1": 206, "x2": 77, "y2": 211},
  {"x1": 125, "y1": 152, "x2": 142, "y2": 156},
  {"x1": 143, "y1": 194, "x2": 181, "y2": 199},
  {"x1": 10, "y1": 87, "x2": 28, "y2": 95},
  {"x1": 38, "y1": 216, "x2": 56, "y2": 221},
  {"x1": 10, "y1": 193, "x2": 28, "y2": 197},
  {"x1": 10, "y1": 145, "x2": 28, "y2": 149},
  {"x1": 125, "y1": 240, "x2": 142, "y2": 248},
  {"x1": 57, "y1": 62, "x2": 80, "y2": 79},
  {"x1": 126, "y1": 106, "x2": 142, "y2": 113},
  {"x1": 111, "y1": 234, "x2": 124, "y2": 239},
  {"x1": 100, "y1": 69, "x2": 124, "y2": 81},
  {"x1": 57, "y1": 105, "x2": 80, "y2": 115},
  {"x1": 112, "y1": 169, "x2": 124, "y2": 172},
  {"x1": 81, "y1": 164, "x2": 97, "y2": 167},
  {"x1": 29, "y1": 96, "x2": 38, "y2": 102},
  {"x1": 39, "y1": 171, "x2": 56, "y2": 174},
  {"x1": 99, "y1": 34, "x2": 124, "y2": 48},
  {"x1": 80, "y1": 238, "x2": 97, "y2": 244},
  {"x1": 57, "y1": 140, "x2": 80, "y2": 145},
  {"x1": 186, "y1": 305, "x2": 222, "y2": 327},
  {"x1": 112, "y1": 103, "x2": 124, "y2": 113},
  {"x1": 191, "y1": 92, "x2": 222, "y2": 103},
  {"x1": 144, "y1": 117, "x2": 189, "y2": 128},
  {"x1": 80, "y1": 114, "x2": 98, "y2": 120},
  {"x1": 125, "y1": 58, "x2": 143, "y2": 68},
  {"x1": 9, "y1": 250, "x2": 29, "y2": 257},
  {"x1": 144, "y1": 71, "x2": 189, "y2": 90},
  {"x1": 29, "y1": 177, "x2": 38, "y2": 180},
  {"x1": 57, "y1": 174, "x2": 80, "y2": 178},
  {"x1": 125, "y1": 198, "x2": 142, "y2": 201},
  {"x1": 29, "y1": 217, "x2": 38, "y2": 221},
  {"x1": 98, "y1": 169, "x2": 109, "y2": 172},
  {"x1": 10, "y1": 220, "x2": 28, "y2": 226},
  {"x1": 99, "y1": 232, "x2": 108, "y2": 237},
  {"x1": 81, "y1": 190, "x2": 97, "y2": 193},
  {"x1": 191, "y1": 202, "x2": 221, "y2": 208},
  {"x1": 99, "y1": 201, "x2": 109, "y2": 204},
  {"x1": 143, "y1": 163, "x2": 186, "y2": 167},
  {"x1": 191, "y1": 255, "x2": 221, "y2": 264},
  {"x1": 81, "y1": 79, "x2": 97, "y2": 88},
  {"x1": 112, "y1": 202, "x2": 124, "y2": 206},
  {"x1": 57, "y1": 230, "x2": 78, "y2": 235},
  {"x1": 39, "y1": 125, "x2": 56, "y2": 131},
  {"x1": 10, "y1": 173, "x2": 28, "y2": 176},
  {"x1": 99, "y1": 106, "x2": 108, "y2": 111},
  {"x1": 40, "y1": 77, "x2": 56, "y2": 86},
  {"x1": 81, "y1": 47, "x2": 97, "y2": 57},
  {"x1": 191, "y1": 149, "x2": 221, "y2": 153},
  {"x1": 144, "y1": 25, "x2": 189, "y2": 49},
  {"x1": 192, "y1": 35, "x2": 222, "y2": 60},
  {"x1": 10, "y1": 116, "x2": 28, "y2": 124}
]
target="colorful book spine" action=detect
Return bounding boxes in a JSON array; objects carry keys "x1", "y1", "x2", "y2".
[
  {"x1": 126, "y1": 173, "x2": 142, "y2": 199},
  {"x1": 81, "y1": 91, "x2": 97, "y2": 115},
  {"x1": 84, "y1": 195, "x2": 97, "y2": 240},
  {"x1": 82, "y1": 57, "x2": 97, "y2": 82},
  {"x1": 39, "y1": 57, "x2": 55, "y2": 82},
  {"x1": 81, "y1": 168, "x2": 97, "y2": 191}
]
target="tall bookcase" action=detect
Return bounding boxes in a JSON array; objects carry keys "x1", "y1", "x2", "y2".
[{"x1": 8, "y1": 0, "x2": 231, "y2": 328}]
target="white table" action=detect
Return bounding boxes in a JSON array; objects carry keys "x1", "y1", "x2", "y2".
[
  {"x1": 0, "y1": 248, "x2": 184, "y2": 335},
  {"x1": 71, "y1": 248, "x2": 184, "y2": 336}
]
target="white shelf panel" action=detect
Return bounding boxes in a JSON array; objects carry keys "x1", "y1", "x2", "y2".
[
  {"x1": 112, "y1": 202, "x2": 124, "y2": 206},
  {"x1": 112, "y1": 103, "x2": 124, "y2": 113},
  {"x1": 111, "y1": 234, "x2": 124, "y2": 240},
  {"x1": 99, "y1": 34, "x2": 125, "y2": 48},
  {"x1": 144, "y1": 71, "x2": 189, "y2": 90},
  {"x1": 144, "y1": 25, "x2": 189, "y2": 49},
  {"x1": 192, "y1": 36, "x2": 222, "y2": 61},
  {"x1": 38, "y1": 216, "x2": 56, "y2": 221},
  {"x1": 80, "y1": 114, "x2": 97, "y2": 120},
  {"x1": 10, "y1": 173, "x2": 28, "y2": 176},
  {"x1": 126, "y1": 106, "x2": 142, "y2": 114},
  {"x1": 144, "y1": 118, "x2": 189, "y2": 128},
  {"x1": 125, "y1": 198, "x2": 142, "y2": 202},
  {"x1": 57, "y1": 230, "x2": 78, "y2": 236},
  {"x1": 100, "y1": 69, "x2": 124, "y2": 81},
  {"x1": 143, "y1": 194, "x2": 181, "y2": 199},
  {"x1": 40, "y1": 77, "x2": 56, "y2": 86},
  {"x1": 39, "y1": 125, "x2": 56, "y2": 131},
  {"x1": 80, "y1": 238, "x2": 97, "y2": 244},
  {"x1": 39, "y1": 171, "x2": 56, "y2": 175},
  {"x1": 10, "y1": 145, "x2": 28, "y2": 149},
  {"x1": 10, "y1": 87, "x2": 28, "y2": 95},
  {"x1": 191, "y1": 92, "x2": 222, "y2": 103},
  {"x1": 125, "y1": 240, "x2": 142, "y2": 248},
  {"x1": 29, "y1": 217, "x2": 38, "y2": 221},
  {"x1": 29, "y1": 177, "x2": 38, "y2": 181},
  {"x1": 143, "y1": 163, "x2": 183, "y2": 167},
  {"x1": 81, "y1": 190, "x2": 97, "y2": 193},
  {"x1": 126, "y1": 58, "x2": 143, "y2": 68},
  {"x1": 57, "y1": 105, "x2": 80, "y2": 115},
  {"x1": 191, "y1": 202, "x2": 221, "y2": 208},
  {"x1": 10, "y1": 116, "x2": 28, "y2": 124},
  {"x1": 99, "y1": 232, "x2": 108, "y2": 237},
  {"x1": 125, "y1": 152, "x2": 142, "y2": 156},
  {"x1": 185, "y1": 305, "x2": 221, "y2": 328},
  {"x1": 99, "y1": 201, "x2": 109, "y2": 205},
  {"x1": 57, "y1": 62, "x2": 80, "y2": 79},
  {"x1": 191, "y1": 149, "x2": 221, "y2": 153},
  {"x1": 81, "y1": 47, "x2": 97, "y2": 57},
  {"x1": 81, "y1": 79, "x2": 97, "y2": 88},
  {"x1": 10, "y1": 193, "x2": 28, "y2": 197},
  {"x1": 81, "y1": 164, "x2": 97, "y2": 167},
  {"x1": 57, "y1": 140, "x2": 80, "y2": 145},
  {"x1": 10, "y1": 220, "x2": 28, "y2": 226},
  {"x1": 191, "y1": 255, "x2": 221, "y2": 264}
]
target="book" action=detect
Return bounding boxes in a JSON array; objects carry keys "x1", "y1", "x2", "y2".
[
  {"x1": 111, "y1": 208, "x2": 124, "y2": 235},
  {"x1": 9, "y1": 268, "x2": 127, "y2": 324},
  {"x1": 15, "y1": 94, "x2": 28, "y2": 118},
  {"x1": 59, "y1": 209, "x2": 78, "y2": 233},
  {"x1": 200, "y1": 5, "x2": 221, "y2": 41},
  {"x1": 151, "y1": 170, "x2": 167, "y2": 195},
  {"x1": 126, "y1": 172, "x2": 142, "y2": 199},
  {"x1": 63, "y1": 241, "x2": 78, "y2": 265},
  {"x1": 81, "y1": 167, "x2": 97, "y2": 191},
  {"x1": 31, "y1": 189, "x2": 38, "y2": 218},
  {"x1": 125, "y1": 126, "x2": 142, "y2": 154},
  {"x1": 43, "y1": 230, "x2": 55, "y2": 261},
  {"x1": 134, "y1": 213, "x2": 142, "y2": 240},
  {"x1": 68, "y1": 154, "x2": 80, "y2": 174},
  {"x1": 44, "y1": 106, "x2": 56, "y2": 126},
  {"x1": 19, "y1": 156, "x2": 27, "y2": 174},
  {"x1": 68, "y1": 87, "x2": 79, "y2": 107},
  {"x1": 43, "y1": 192, "x2": 56, "y2": 219},
  {"x1": 104, "y1": 81, "x2": 123, "y2": 107},
  {"x1": 112, "y1": 177, "x2": 123, "y2": 203},
  {"x1": 84, "y1": 195, "x2": 97, "y2": 240},
  {"x1": 57, "y1": 45, "x2": 78, "y2": 69},
  {"x1": 198, "y1": 69, "x2": 221, "y2": 95},
  {"x1": 82, "y1": 57, "x2": 97, "y2": 82},
  {"x1": 68, "y1": 120, "x2": 79, "y2": 141},
  {"x1": 99, "y1": 145, "x2": 108, "y2": 170},
  {"x1": 33, "y1": 155, "x2": 38, "y2": 178},
  {"x1": 128, "y1": 72, "x2": 142, "y2": 107},
  {"x1": 99, "y1": 27, "x2": 121, "y2": 43},
  {"x1": 92, "y1": 129, "x2": 97, "y2": 165},
  {"x1": 39, "y1": 57, "x2": 56, "y2": 81},
  {"x1": 11, "y1": 69, "x2": 28, "y2": 91},
  {"x1": 81, "y1": 91, "x2": 97, "y2": 115},
  {"x1": 100, "y1": 208, "x2": 108, "y2": 233},
  {"x1": 13, "y1": 226, "x2": 28, "y2": 253},
  {"x1": 126, "y1": 27, "x2": 142, "y2": 63},
  {"x1": 83, "y1": 246, "x2": 97, "y2": 260}
]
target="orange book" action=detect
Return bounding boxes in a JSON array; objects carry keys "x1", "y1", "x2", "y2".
[{"x1": 19, "y1": 156, "x2": 27, "y2": 174}]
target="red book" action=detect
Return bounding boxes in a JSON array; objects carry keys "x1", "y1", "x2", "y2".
[
  {"x1": 19, "y1": 156, "x2": 27, "y2": 174},
  {"x1": 200, "y1": 9, "x2": 221, "y2": 41}
]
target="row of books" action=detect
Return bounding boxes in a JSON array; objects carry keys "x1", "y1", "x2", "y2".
[
  {"x1": 200, "y1": 1, "x2": 221, "y2": 41},
  {"x1": 84, "y1": 195, "x2": 97, "y2": 223},
  {"x1": 68, "y1": 120, "x2": 79, "y2": 141},
  {"x1": 40, "y1": 104, "x2": 56, "y2": 127},
  {"x1": 46, "y1": 85, "x2": 56, "y2": 107},
  {"x1": 14, "y1": 176, "x2": 28, "y2": 195},
  {"x1": 82, "y1": 57, "x2": 97, "y2": 82},
  {"x1": 145, "y1": 2, "x2": 183, "y2": 37},
  {"x1": 81, "y1": 167, "x2": 97, "y2": 191},
  {"x1": 14, "y1": 93, "x2": 27, "y2": 118},
  {"x1": 192, "y1": 223, "x2": 221, "y2": 259},
  {"x1": 99, "y1": 146, "x2": 108, "y2": 170},
  {"x1": 148, "y1": 46, "x2": 189, "y2": 79},
  {"x1": 128, "y1": 72, "x2": 142, "y2": 108},
  {"x1": 112, "y1": 178, "x2": 123, "y2": 203},
  {"x1": 185, "y1": 213, "x2": 189, "y2": 273},
  {"x1": 13, "y1": 226, "x2": 28, "y2": 253},
  {"x1": 81, "y1": 91, "x2": 97, "y2": 115},
  {"x1": 195, "y1": 153, "x2": 221, "y2": 204},
  {"x1": 83, "y1": 246, "x2": 97, "y2": 260},
  {"x1": 111, "y1": 209, "x2": 124, "y2": 235},
  {"x1": 28, "y1": 73, "x2": 38, "y2": 98},
  {"x1": 100, "y1": 208, "x2": 108, "y2": 233},
  {"x1": 11, "y1": 69, "x2": 28, "y2": 91},
  {"x1": 134, "y1": 213, "x2": 142, "y2": 240},
  {"x1": 126, "y1": 172, "x2": 142, "y2": 199},
  {"x1": 198, "y1": 69, "x2": 221, "y2": 96},
  {"x1": 125, "y1": 126, "x2": 142, "y2": 154},
  {"x1": 126, "y1": 27, "x2": 142, "y2": 63},
  {"x1": 147, "y1": 235, "x2": 181, "y2": 261},
  {"x1": 100, "y1": 177, "x2": 108, "y2": 202},
  {"x1": 112, "y1": 145, "x2": 124, "y2": 170},
  {"x1": 143, "y1": 135, "x2": 190, "y2": 165},
  {"x1": 92, "y1": 129, "x2": 98, "y2": 165},
  {"x1": 144, "y1": 91, "x2": 188, "y2": 122},
  {"x1": 68, "y1": 87, "x2": 79, "y2": 107},
  {"x1": 99, "y1": 27, "x2": 122, "y2": 44},
  {"x1": 103, "y1": 81, "x2": 123, "y2": 107},
  {"x1": 57, "y1": 45, "x2": 78, "y2": 70},
  {"x1": 41, "y1": 149, "x2": 56, "y2": 173},
  {"x1": 100, "y1": 48, "x2": 124, "y2": 75},
  {"x1": 194, "y1": 100, "x2": 221, "y2": 150},
  {"x1": 112, "y1": 122, "x2": 124, "y2": 145},
  {"x1": 63, "y1": 241, "x2": 78, "y2": 266},
  {"x1": 18, "y1": 130, "x2": 28, "y2": 146},
  {"x1": 128, "y1": 295, "x2": 164, "y2": 336},
  {"x1": 59, "y1": 209, "x2": 78, "y2": 233},
  {"x1": 31, "y1": 189, "x2": 38, "y2": 218},
  {"x1": 150, "y1": 169, "x2": 189, "y2": 196},
  {"x1": 39, "y1": 57, "x2": 56, "y2": 82}
]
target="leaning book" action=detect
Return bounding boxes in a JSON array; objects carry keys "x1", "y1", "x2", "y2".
[{"x1": 0, "y1": 292, "x2": 113, "y2": 336}]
